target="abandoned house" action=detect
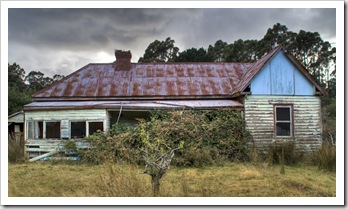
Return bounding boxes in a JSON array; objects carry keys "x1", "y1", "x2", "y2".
[{"x1": 22, "y1": 46, "x2": 328, "y2": 160}]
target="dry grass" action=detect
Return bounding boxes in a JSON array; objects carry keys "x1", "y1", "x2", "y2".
[{"x1": 8, "y1": 162, "x2": 335, "y2": 197}]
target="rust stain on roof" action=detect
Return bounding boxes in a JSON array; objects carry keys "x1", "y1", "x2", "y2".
[{"x1": 33, "y1": 62, "x2": 253, "y2": 99}]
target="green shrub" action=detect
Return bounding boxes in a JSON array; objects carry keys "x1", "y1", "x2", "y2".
[
  {"x1": 81, "y1": 110, "x2": 252, "y2": 167},
  {"x1": 141, "y1": 110, "x2": 252, "y2": 167},
  {"x1": 80, "y1": 125, "x2": 141, "y2": 164},
  {"x1": 63, "y1": 140, "x2": 78, "y2": 152},
  {"x1": 310, "y1": 140, "x2": 336, "y2": 172}
]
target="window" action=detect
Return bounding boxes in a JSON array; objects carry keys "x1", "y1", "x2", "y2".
[
  {"x1": 109, "y1": 111, "x2": 151, "y2": 127},
  {"x1": 89, "y1": 122, "x2": 103, "y2": 135},
  {"x1": 71, "y1": 122, "x2": 86, "y2": 138},
  {"x1": 27, "y1": 121, "x2": 43, "y2": 139},
  {"x1": 27, "y1": 120, "x2": 104, "y2": 139},
  {"x1": 275, "y1": 105, "x2": 293, "y2": 136},
  {"x1": 28, "y1": 121, "x2": 61, "y2": 139},
  {"x1": 46, "y1": 122, "x2": 61, "y2": 139}
]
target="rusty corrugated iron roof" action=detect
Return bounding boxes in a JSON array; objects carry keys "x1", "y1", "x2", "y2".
[{"x1": 32, "y1": 62, "x2": 252, "y2": 100}]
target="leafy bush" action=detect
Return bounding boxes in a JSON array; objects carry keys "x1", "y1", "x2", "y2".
[
  {"x1": 130, "y1": 110, "x2": 252, "y2": 167},
  {"x1": 63, "y1": 140, "x2": 78, "y2": 153},
  {"x1": 82, "y1": 110, "x2": 252, "y2": 167},
  {"x1": 80, "y1": 125, "x2": 141, "y2": 164},
  {"x1": 310, "y1": 140, "x2": 336, "y2": 172}
]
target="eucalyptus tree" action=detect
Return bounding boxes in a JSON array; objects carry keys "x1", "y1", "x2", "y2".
[
  {"x1": 174, "y1": 47, "x2": 214, "y2": 62},
  {"x1": 138, "y1": 37, "x2": 179, "y2": 63}
]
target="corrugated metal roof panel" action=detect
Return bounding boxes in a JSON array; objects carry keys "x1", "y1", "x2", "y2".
[{"x1": 33, "y1": 62, "x2": 253, "y2": 99}]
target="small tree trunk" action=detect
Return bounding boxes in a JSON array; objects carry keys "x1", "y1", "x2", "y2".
[
  {"x1": 151, "y1": 175, "x2": 161, "y2": 197},
  {"x1": 280, "y1": 146, "x2": 285, "y2": 174}
]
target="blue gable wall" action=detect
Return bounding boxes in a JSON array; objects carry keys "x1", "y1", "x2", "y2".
[{"x1": 250, "y1": 50, "x2": 315, "y2": 95}]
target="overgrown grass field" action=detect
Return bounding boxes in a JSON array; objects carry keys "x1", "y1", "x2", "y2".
[{"x1": 8, "y1": 162, "x2": 335, "y2": 197}]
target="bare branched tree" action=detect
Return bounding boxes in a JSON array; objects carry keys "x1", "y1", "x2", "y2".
[{"x1": 142, "y1": 147, "x2": 180, "y2": 196}]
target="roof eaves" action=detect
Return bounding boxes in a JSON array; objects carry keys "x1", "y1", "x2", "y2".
[
  {"x1": 231, "y1": 45, "x2": 283, "y2": 96},
  {"x1": 286, "y1": 54, "x2": 329, "y2": 97}
]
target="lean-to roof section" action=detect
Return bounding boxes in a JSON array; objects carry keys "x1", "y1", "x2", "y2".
[{"x1": 24, "y1": 100, "x2": 244, "y2": 110}]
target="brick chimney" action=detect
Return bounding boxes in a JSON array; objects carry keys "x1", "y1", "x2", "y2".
[{"x1": 114, "y1": 50, "x2": 132, "y2": 71}]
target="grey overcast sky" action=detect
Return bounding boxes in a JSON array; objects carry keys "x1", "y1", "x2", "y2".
[{"x1": 8, "y1": 7, "x2": 336, "y2": 77}]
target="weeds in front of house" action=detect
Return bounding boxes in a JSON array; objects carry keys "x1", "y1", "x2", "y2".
[
  {"x1": 310, "y1": 139, "x2": 336, "y2": 172},
  {"x1": 8, "y1": 162, "x2": 336, "y2": 197},
  {"x1": 8, "y1": 134, "x2": 25, "y2": 163},
  {"x1": 97, "y1": 162, "x2": 151, "y2": 196}
]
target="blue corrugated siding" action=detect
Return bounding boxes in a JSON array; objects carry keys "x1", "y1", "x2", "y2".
[{"x1": 250, "y1": 51, "x2": 315, "y2": 95}]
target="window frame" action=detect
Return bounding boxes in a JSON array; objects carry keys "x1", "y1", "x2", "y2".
[
  {"x1": 27, "y1": 120, "x2": 61, "y2": 140},
  {"x1": 26, "y1": 120, "x2": 105, "y2": 140},
  {"x1": 45, "y1": 121, "x2": 61, "y2": 139},
  {"x1": 88, "y1": 121, "x2": 104, "y2": 136},
  {"x1": 27, "y1": 120, "x2": 44, "y2": 139},
  {"x1": 273, "y1": 104, "x2": 294, "y2": 137},
  {"x1": 70, "y1": 121, "x2": 87, "y2": 139},
  {"x1": 70, "y1": 120, "x2": 105, "y2": 139}
]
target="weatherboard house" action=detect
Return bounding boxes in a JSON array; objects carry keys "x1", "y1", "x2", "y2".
[{"x1": 23, "y1": 46, "x2": 327, "y2": 159}]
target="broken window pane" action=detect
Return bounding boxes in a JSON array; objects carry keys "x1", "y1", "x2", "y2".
[
  {"x1": 71, "y1": 122, "x2": 86, "y2": 138},
  {"x1": 89, "y1": 122, "x2": 103, "y2": 135},
  {"x1": 46, "y1": 122, "x2": 61, "y2": 139},
  {"x1": 28, "y1": 121, "x2": 43, "y2": 139}
]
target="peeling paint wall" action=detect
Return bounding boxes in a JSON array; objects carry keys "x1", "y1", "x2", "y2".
[
  {"x1": 245, "y1": 95, "x2": 322, "y2": 151},
  {"x1": 25, "y1": 109, "x2": 107, "y2": 158}
]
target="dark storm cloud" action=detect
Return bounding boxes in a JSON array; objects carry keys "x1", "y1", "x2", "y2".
[
  {"x1": 8, "y1": 8, "x2": 336, "y2": 77},
  {"x1": 8, "y1": 8, "x2": 198, "y2": 51},
  {"x1": 9, "y1": 8, "x2": 168, "y2": 51},
  {"x1": 192, "y1": 8, "x2": 336, "y2": 45}
]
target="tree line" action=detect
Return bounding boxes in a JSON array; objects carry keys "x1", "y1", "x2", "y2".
[{"x1": 8, "y1": 63, "x2": 64, "y2": 115}]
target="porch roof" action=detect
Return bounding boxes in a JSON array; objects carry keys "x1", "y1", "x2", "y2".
[{"x1": 24, "y1": 99, "x2": 243, "y2": 110}]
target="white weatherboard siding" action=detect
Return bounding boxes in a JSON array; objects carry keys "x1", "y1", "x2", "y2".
[
  {"x1": 245, "y1": 95, "x2": 322, "y2": 151},
  {"x1": 25, "y1": 109, "x2": 108, "y2": 139},
  {"x1": 25, "y1": 109, "x2": 107, "y2": 121},
  {"x1": 25, "y1": 109, "x2": 108, "y2": 138},
  {"x1": 25, "y1": 109, "x2": 107, "y2": 158}
]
